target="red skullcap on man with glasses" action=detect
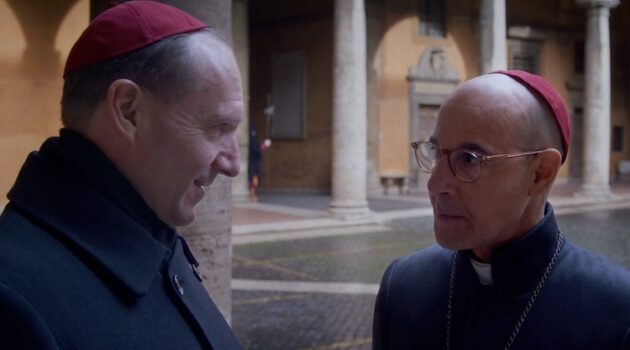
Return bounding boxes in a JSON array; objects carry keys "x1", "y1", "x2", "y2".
[
  {"x1": 0, "y1": 1, "x2": 243, "y2": 349},
  {"x1": 373, "y1": 70, "x2": 630, "y2": 349}
]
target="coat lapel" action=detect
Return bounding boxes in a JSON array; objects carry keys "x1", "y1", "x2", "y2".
[
  {"x1": 166, "y1": 238, "x2": 242, "y2": 350},
  {"x1": 8, "y1": 151, "x2": 167, "y2": 297}
]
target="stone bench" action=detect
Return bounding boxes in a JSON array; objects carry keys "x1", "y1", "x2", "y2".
[{"x1": 380, "y1": 172, "x2": 409, "y2": 195}]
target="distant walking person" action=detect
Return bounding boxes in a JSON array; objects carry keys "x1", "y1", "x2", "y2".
[
  {"x1": 373, "y1": 70, "x2": 630, "y2": 349},
  {"x1": 248, "y1": 124, "x2": 271, "y2": 202},
  {"x1": 0, "y1": 2, "x2": 243, "y2": 349}
]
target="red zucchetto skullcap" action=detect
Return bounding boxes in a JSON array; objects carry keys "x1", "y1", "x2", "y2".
[
  {"x1": 64, "y1": 0, "x2": 207, "y2": 77},
  {"x1": 491, "y1": 70, "x2": 571, "y2": 164}
]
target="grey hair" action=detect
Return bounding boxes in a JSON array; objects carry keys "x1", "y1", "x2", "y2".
[{"x1": 61, "y1": 29, "x2": 218, "y2": 128}]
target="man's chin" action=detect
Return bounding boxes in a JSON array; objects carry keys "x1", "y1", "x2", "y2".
[
  {"x1": 176, "y1": 217, "x2": 196, "y2": 227},
  {"x1": 434, "y1": 230, "x2": 467, "y2": 251},
  {"x1": 174, "y1": 192, "x2": 205, "y2": 227},
  {"x1": 163, "y1": 206, "x2": 197, "y2": 228},
  {"x1": 177, "y1": 208, "x2": 198, "y2": 227}
]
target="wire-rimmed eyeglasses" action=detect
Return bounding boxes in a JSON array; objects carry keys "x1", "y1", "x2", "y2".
[{"x1": 411, "y1": 141, "x2": 548, "y2": 183}]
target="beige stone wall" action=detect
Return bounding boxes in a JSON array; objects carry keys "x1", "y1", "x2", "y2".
[
  {"x1": 377, "y1": 4, "x2": 477, "y2": 175},
  {"x1": 249, "y1": 17, "x2": 333, "y2": 191},
  {"x1": 610, "y1": 0, "x2": 630, "y2": 178},
  {"x1": 0, "y1": 0, "x2": 88, "y2": 205},
  {"x1": 611, "y1": 86, "x2": 630, "y2": 177}
]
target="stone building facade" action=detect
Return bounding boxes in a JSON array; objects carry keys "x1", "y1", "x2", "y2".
[{"x1": 246, "y1": 0, "x2": 629, "y2": 203}]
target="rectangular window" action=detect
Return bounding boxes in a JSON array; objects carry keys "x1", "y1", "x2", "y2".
[
  {"x1": 574, "y1": 41, "x2": 585, "y2": 74},
  {"x1": 508, "y1": 38, "x2": 543, "y2": 74},
  {"x1": 270, "y1": 50, "x2": 305, "y2": 139},
  {"x1": 612, "y1": 126, "x2": 623, "y2": 152},
  {"x1": 419, "y1": 0, "x2": 446, "y2": 37}
]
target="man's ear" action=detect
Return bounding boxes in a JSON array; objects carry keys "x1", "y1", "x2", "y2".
[
  {"x1": 529, "y1": 149, "x2": 562, "y2": 196},
  {"x1": 105, "y1": 79, "x2": 142, "y2": 141}
]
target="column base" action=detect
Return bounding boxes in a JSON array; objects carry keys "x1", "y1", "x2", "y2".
[
  {"x1": 366, "y1": 176, "x2": 383, "y2": 196},
  {"x1": 574, "y1": 184, "x2": 615, "y2": 200},
  {"x1": 329, "y1": 199, "x2": 370, "y2": 220}
]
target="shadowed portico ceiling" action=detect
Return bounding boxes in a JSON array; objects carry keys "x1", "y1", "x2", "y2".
[{"x1": 249, "y1": 0, "x2": 333, "y2": 29}]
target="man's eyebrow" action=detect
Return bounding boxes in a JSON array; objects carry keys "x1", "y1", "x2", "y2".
[
  {"x1": 429, "y1": 137, "x2": 490, "y2": 154},
  {"x1": 458, "y1": 142, "x2": 489, "y2": 154}
]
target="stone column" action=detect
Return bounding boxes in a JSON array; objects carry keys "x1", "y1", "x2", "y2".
[
  {"x1": 479, "y1": 0, "x2": 507, "y2": 74},
  {"x1": 330, "y1": 0, "x2": 370, "y2": 218},
  {"x1": 576, "y1": 0, "x2": 619, "y2": 197},
  {"x1": 366, "y1": 1, "x2": 384, "y2": 196},
  {"x1": 231, "y1": 0, "x2": 250, "y2": 203}
]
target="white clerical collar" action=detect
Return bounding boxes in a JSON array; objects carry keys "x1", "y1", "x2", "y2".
[{"x1": 470, "y1": 258, "x2": 493, "y2": 286}]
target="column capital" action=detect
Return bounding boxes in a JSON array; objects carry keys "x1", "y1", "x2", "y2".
[{"x1": 576, "y1": 0, "x2": 619, "y2": 9}]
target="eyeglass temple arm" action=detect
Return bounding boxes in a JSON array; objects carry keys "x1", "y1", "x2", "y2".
[{"x1": 481, "y1": 149, "x2": 546, "y2": 161}]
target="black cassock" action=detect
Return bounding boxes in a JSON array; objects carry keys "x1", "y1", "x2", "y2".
[
  {"x1": 0, "y1": 129, "x2": 241, "y2": 349},
  {"x1": 373, "y1": 204, "x2": 630, "y2": 350}
]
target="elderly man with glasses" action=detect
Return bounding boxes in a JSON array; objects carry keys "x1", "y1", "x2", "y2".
[{"x1": 372, "y1": 70, "x2": 630, "y2": 349}]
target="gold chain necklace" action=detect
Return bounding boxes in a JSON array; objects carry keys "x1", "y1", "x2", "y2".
[{"x1": 445, "y1": 232, "x2": 564, "y2": 350}]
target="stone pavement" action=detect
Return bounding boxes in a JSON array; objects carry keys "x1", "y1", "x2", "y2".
[{"x1": 230, "y1": 183, "x2": 630, "y2": 349}]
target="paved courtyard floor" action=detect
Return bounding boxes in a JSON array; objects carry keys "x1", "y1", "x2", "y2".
[{"x1": 231, "y1": 187, "x2": 630, "y2": 349}]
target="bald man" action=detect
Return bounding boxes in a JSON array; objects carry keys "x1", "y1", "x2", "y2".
[
  {"x1": 0, "y1": 2, "x2": 242, "y2": 349},
  {"x1": 373, "y1": 71, "x2": 630, "y2": 349}
]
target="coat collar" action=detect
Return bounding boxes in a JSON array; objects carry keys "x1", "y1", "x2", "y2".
[
  {"x1": 7, "y1": 130, "x2": 175, "y2": 297},
  {"x1": 461, "y1": 203, "x2": 564, "y2": 290}
]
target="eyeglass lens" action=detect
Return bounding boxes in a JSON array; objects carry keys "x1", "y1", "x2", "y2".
[
  {"x1": 416, "y1": 142, "x2": 438, "y2": 172},
  {"x1": 414, "y1": 142, "x2": 482, "y2": 182},
  {"x1": 449, "y1": 150, "x2": 481, "y2": 182}
]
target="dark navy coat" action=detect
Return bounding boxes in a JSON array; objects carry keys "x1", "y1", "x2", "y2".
[
  {"x1": 0, "y1": 130, "x2": 241, "y2": 349},
  {"x1": 373, "y1": 204, "x2": 630, "y2": 349}
]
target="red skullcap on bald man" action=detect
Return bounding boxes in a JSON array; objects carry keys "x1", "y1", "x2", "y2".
[
  {"x1": 64, "y1": 0, "x2": 207, "y2": 77},
  {"x1": 490, "y1": 70, "x2": 571, "y2": 164}
]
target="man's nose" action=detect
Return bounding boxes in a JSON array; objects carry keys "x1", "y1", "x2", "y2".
[
  {"x1": 427, "y1": 155, "x2": 454, "y2": 194},
  {"x1": 215, "y1": 137, "x2": 241, "y2": 177}
]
